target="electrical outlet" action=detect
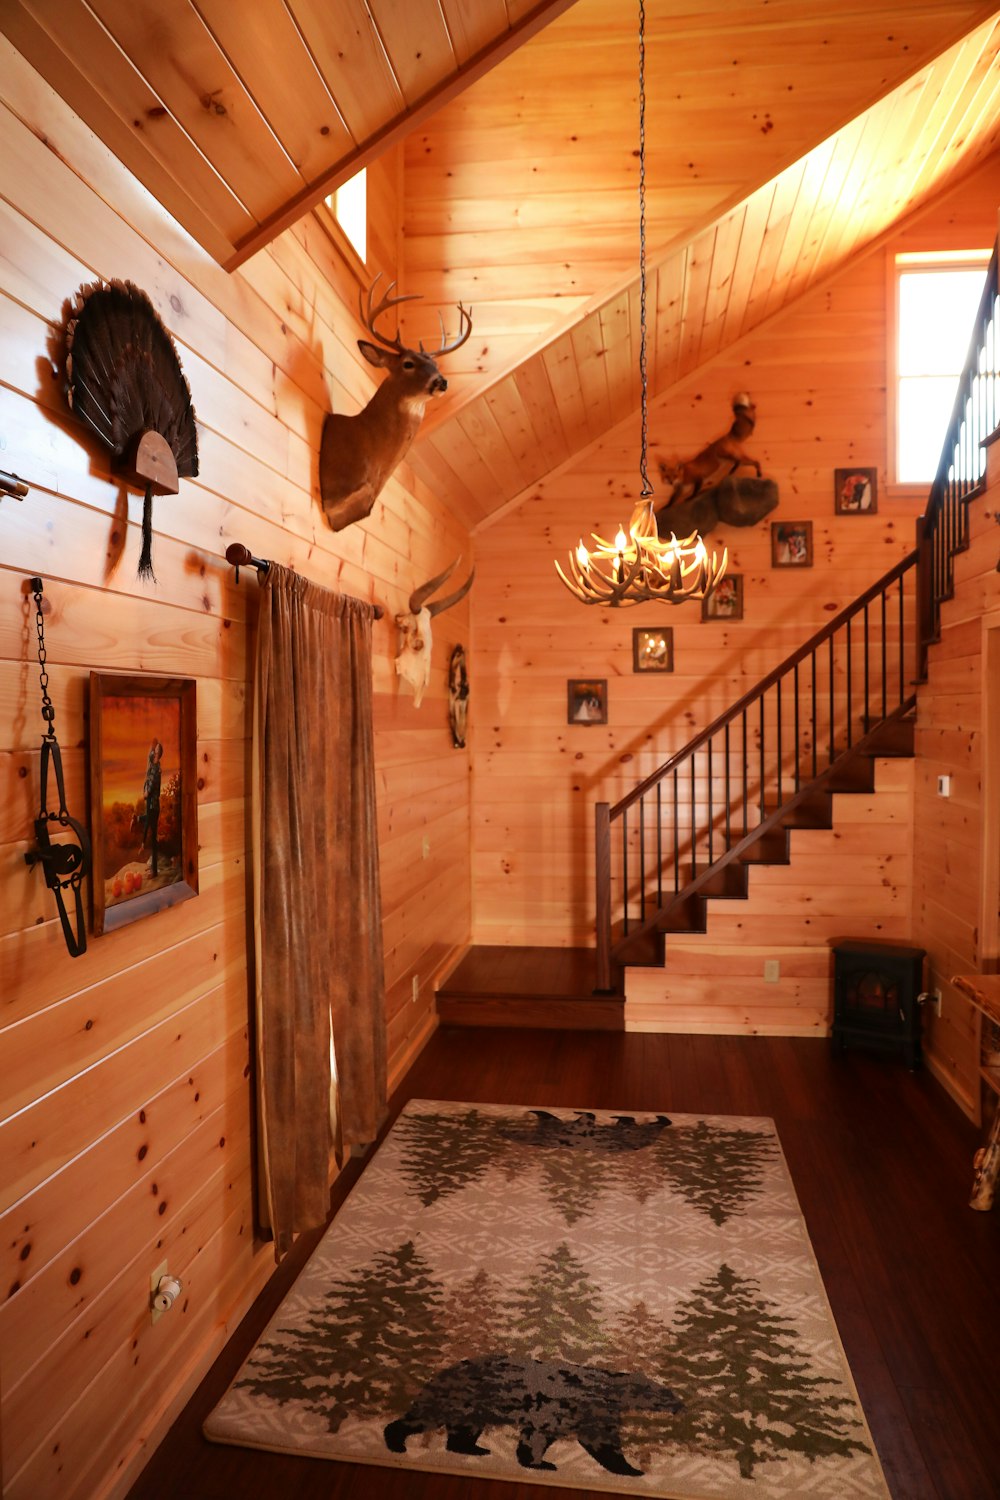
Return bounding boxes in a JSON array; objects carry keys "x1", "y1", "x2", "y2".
[
  {"x1": 932, "y1": 987, "x2": 942, "y2": 1017},
  {"x1": 411, "y1": 975, "x2": 420, "y2": 1004},
  {"x1": 937, "y1": 775, "x2": 952, "y2": 797},
  {"x1": 763, "y1": 959, "x2": 780, "y2": 983}
]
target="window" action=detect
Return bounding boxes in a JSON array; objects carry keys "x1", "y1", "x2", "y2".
[
  {"x1": 330, "y1": 168, "x2": 367, "y2": 264},
  {"x1": 893, "y1": 250, "x2": 989, "y2": 484}
]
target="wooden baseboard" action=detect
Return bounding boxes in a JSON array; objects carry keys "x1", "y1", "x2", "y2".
[
  {"x1": 387, "y1": 1008, "x2": 438, "y2": 1095},
  {"x1": 923, "y1": 1046, "x2": 978, "y2": 1123}
]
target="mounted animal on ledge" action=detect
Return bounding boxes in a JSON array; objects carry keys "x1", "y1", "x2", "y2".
[
  {"x1": 655, "y1": 392, "x2": 778, "y2": 541},
  {"x1": 319, "y1": 276, "x2": 473, "y2": 532},
  {"x1": 395, "y1": 558, "x2": 475, "y2": 708}
]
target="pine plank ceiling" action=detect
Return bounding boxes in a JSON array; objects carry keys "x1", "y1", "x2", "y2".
[
  {"x1": 0, "y1": 0, "x2": 579, "y2": 266},
  {"x1": 4, "y1": 1, "x2": 999, "y2": 530},
  {"x1": 403, "y1": 0, "x2": 1000, "y2": 528}
]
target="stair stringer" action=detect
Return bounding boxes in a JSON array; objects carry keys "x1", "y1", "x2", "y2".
[{"x1": 623, "y1": 754, "x2": 915, "y2": 1035}]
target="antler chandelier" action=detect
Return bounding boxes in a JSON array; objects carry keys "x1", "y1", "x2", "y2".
[{"x1": 555, "y1": 0, "x2": 727, "y2": 608}]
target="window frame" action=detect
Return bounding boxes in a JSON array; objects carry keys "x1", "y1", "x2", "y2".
[
  {"x1": 886, "y1": 246, "x2": 991, "y2": 498},
  {"x1": 315, "y1": 167, "x2": 370, "y2": 282}
]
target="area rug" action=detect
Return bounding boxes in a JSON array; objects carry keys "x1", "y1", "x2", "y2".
[{"x1": 204, "y1": 1100, "x2": 890, "y2": 1499}]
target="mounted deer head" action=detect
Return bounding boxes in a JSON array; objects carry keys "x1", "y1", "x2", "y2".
[
  {"x1": 395, "y1": 557, "x2": 475, "y2": 708},
  {"x1": 319, "y1": 276, "x2": 473, "y2": 532}
]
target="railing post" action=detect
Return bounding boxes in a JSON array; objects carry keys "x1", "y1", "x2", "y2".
[
  {"x1": 915, "y1": 512, "x2": 934, "y2": 680},
  {"x1": 595, "y1": 801, "x2": 614, "y2": 993}
]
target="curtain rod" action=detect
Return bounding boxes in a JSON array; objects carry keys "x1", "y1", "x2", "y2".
[{"x1": 225, "y1": 543, "x2": 384, "y2": 619}]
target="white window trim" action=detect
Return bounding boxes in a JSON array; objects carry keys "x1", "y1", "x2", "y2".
[{"x1": 886, "y1": 246, "x2": 991, "y2": 496}]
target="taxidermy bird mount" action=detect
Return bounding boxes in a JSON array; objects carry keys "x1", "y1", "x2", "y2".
[
  {"x1": 319, "y1": 275, "x2": 472, "y2": 533},
  {"x1": 655, "y1": 393, "x2": 777, "y2": 540},
  {"x1": 65, "y1": 280, "x2": 199, "y2": 581}
]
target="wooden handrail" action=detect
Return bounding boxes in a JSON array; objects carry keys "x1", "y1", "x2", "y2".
[
  {"x1": 611, "y1": 548, "x2": 918, "y2": 822},
  {"x1": 595, "y1": 234, "x2": 999, "y2": 995}
]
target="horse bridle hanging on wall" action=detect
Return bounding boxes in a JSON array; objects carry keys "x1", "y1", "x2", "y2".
[{"x1": 23, "y1": 576, "x2": 91, "y2": 957}]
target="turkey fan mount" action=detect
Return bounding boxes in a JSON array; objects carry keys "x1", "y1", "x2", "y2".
[{"x1": 64, "y1": 280, "x2": 199, "y2": 580}]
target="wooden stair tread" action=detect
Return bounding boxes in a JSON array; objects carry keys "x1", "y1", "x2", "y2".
[{"x1": 436, "y1": 946, "x2": 625, "y2": 1030}]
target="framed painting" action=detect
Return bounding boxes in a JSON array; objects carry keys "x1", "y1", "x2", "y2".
[
  {"x1": 89, "y1": 673, "x2": 199, "y2": 935},
  {"x1": 702, "y1": 574, "x2": 743, "y2": 621},
  {"x1": 567, "y1": 679, "x2": 608, "y2": 725},
  {"x1": 632, "y1": 626, "x2": 674, "y2": 673},
  {"x1": 834, "y1": 467, "x2": 878, "y2": 514},
  {"x1": 771, "y1": 521, "x2": 814, "y2": 568}
]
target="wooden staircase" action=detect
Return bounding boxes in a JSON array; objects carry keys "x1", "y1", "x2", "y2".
[{"x1": 436, "y1": 246, "x2": 996, "y2": 1034}]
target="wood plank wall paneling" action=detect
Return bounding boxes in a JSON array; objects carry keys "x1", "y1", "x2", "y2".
[
  {"x1": 0, "y1": 42, "x2": 471, "y2": 1500},
  {"x1": 468, "y1": 166, "x2": 998, "y2": 1034},
  {"x1": 911, "y1": 445, "x2": 1000, "y2": 1119}
]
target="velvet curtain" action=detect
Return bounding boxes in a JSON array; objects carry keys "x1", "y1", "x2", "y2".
[{"x1": 252, "y1": 563, "x2": 386, "y2": 1258}]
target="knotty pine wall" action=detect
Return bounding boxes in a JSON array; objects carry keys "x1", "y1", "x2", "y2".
[
  {"x1": 469, "y1": 161, "x2": 1000, "y2": 1061},
  {"x1": 911, "y1": 445, "x2": 1000, "y2": 1118},
  {"x1": 0, "y1": 41, "x2": 471, "y2": 1500}
]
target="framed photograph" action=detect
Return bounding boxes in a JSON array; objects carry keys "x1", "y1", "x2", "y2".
[
  {"x1": 632, "y1": 626, "x2": 673, "y2": 673},
  {"x1": 701, "y1": 574, "x2": 744, "y2": 621},
  {"x1": 89, "y1": 673, "x2": 199, "y2": 935},
  {"x1": 834, "y1": 467, "x2": 878, "y2": 514},
  {"x1": 567, "y1": 678, "x2": 608, "y2": 725},
  {"x1": 771, "y1": 521, "x2": 814, "y2": 568}
]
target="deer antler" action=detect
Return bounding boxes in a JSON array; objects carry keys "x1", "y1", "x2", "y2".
[
  {"x1": 419, "y1": 303, "x2": 473, "y2": 357},
  {"x1": 359, "y1": 274, "x2": 422, "y2": 352}
]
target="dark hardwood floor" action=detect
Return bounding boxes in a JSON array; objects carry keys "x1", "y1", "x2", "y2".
[{"x1": 126, "y1": 1028, "x2": 1000, "y2": 1500}]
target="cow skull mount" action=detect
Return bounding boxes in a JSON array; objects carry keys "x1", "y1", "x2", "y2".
[
  {"x1": 319, "y1": 276, "x2": 473, "y2": 533},
  {"x1": 395, "y1": 557, "x2": 475, "y2": 708}
]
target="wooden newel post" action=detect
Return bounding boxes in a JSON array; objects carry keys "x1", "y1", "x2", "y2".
[{"x1": 595, "y1": 801, "x2": 613, "y2": 993}]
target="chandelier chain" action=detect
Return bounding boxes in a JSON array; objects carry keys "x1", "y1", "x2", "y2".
[{"x1": 638, "y1": 0, "x2": 651, "y2": 498}]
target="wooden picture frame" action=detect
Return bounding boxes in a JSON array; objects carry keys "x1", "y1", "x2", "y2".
[
  {"x1": 701, "y1": 574, "x2": 743, "y2": 621},
  {"x1": 834, "y1": 466, "x2": 878, "y2": 514},
  {"x1": 632, "y1": 626, "x2": 674, "y2": 673},
  {"x1": 771, "y1": 521, "x2": 814, "y2": 568},
  {"x1": 567, "y1": 678, "x2": 608, "y2": 725},
  {"x1": 89, "y1": 673, "x2": 199, "y2": 935}
]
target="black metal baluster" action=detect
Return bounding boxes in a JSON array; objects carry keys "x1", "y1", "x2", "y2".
[
  {"x1": 622, "y1": 807, "x2": 629, "y2": 936},
  {"x1": 828, "y1": 634, "x2": 835, "y2": 765},
  {"x1": 725, "y1": 722, "x2": 732, "y2": 848},
  {"x1": 864, "y1": 602, "x2": 870, "y2": 734},
  {"x1": 707, "y1": 737, "x2": 714, "y2": 866},
  {"x1": 639, "y1": 794, "x2": 646, "y2": 925},
  {"x1": 897, "y1": 574, "x2": 905, "y2": 706},
  {"x1": 776, "y1": 677, "x2": 783, "y2": 807},
  {"x1": 656, "y1": 780, "x2": 662, "y2": 910},
  {"x1": 690, "y1": 754, "x2": 697, "y2": 884},
  {"x1": 759, "y1": 694, "x2": 766, "y2": 823},
  {"x1": 673, "y1": 769, "x2": 679, "y2": 895},
  {"x1": 851, "y1": 612, "x2": 857, "y2": 747},
  {"x1": 794, "y1": 662, "x2": 801, "y2": 791},
  {"x1": 811, "y1": 651, "x2": 818, "y2": 779},
  {"x1": 742, "y1": 710, "x2": 748, "y2": 838},
  {"x1": 881, "y1": 586, "x2": 887, "y2": 719}
]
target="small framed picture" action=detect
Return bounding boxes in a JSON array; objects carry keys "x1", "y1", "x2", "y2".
[
  {"x1": 771, "y1": 521, "x2": 813, "y2": 568},
  {"x1": 632, "y1": 627, "x2": 674, "y2": 673},
  {"x1": 567, "y1": 678, "x2": 608, "y2": 725},
  {"x1": 702, "y1": 574, "x2": 743, "y2": 621},
  {"x1": 89, "y1": 673, "x2": 199, "y2": 935},
  {"x1": 834, "y1": 467, "x2": 878, "y2": 514}
]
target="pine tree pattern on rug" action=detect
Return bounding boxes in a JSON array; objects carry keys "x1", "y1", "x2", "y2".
[{"x1": 205, "y1": 1100, "x2": 890, "y2": 1499}]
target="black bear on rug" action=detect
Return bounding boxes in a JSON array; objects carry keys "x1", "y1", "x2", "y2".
[
  {"x1": 383, "y1": 1353, "x2": 683, "y2": 1476},
  {"x1": 498, "y1": 1109, "x2": 672, "y2": 1153}
]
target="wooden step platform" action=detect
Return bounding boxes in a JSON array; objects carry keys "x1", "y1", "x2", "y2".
[{"x1": 436, "y1": 945, "x2": 624, "y2": 1030}]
